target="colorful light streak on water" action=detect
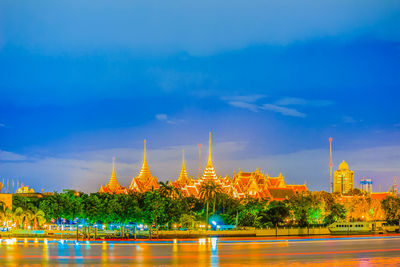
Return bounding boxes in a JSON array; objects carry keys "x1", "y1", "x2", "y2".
[{"x1": 0, "y1": 236, "x2": 399, "y2": 265}]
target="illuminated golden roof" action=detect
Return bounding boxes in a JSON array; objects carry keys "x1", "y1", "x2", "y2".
[
  {"x1": 202, "y1": 132, "x2": 217, "y2": 180},
  {"x1": 129, "y1": 139, "x2": 159, "y2": 192},
  {"x1": 99, "y1": 157, "x2": 127, "y2": 194},
  {"x1": 108, "y1": 157, "x2": 122, "y2": 189},
  {"x1": 137, "y1": 139, "x2": 153, "y2": 181},
  {"x1": 177, "y1": 149, "x2": 190, "y2": 183},
  {"x1": 339, "y1": 160, "x2": 349, "y2": 171}
]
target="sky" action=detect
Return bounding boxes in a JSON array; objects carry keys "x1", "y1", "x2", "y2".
[{"x1": 0, "y1": 0, "x2": 400, "y2": 193}]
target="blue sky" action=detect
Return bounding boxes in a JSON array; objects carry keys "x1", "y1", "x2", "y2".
[{"x1": 0, "y1": 0, "x2": 400, "y2": 192}]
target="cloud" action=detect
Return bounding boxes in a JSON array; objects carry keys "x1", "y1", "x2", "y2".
[
  {"x1": 156, "y1": 114, "x2": 168, "y2": 121},
  {"x1": 275, "y1": 97, "x2": 334, "y2": 107},
  {"x1": 0, "y1": 140, "x2": 247, "y2": 192},
  {"x1": 261, "y1": 104, "x2": 306, "y2": 118},
  {"x1": 343, "y1": 116, "x2": 359, "y2": 123},
  {"x1": 155, "y1": 113, "x2": 183, "y2": 124},
  {"x1": 1, "y1": 139, "x2": 399, "y2": 193},
  {"x1": 226, "y1": 101, "x2": 259, "y2": 112},
  {"x1": 221, "y1": 95, "x2": 267, "y2": 103},
  {"x1": 0, "y1": 123, "x2": 5, "y2": 128},
  {"x1": 1, "y1": 0, "x2": 399, "y2": 55},
  {"x1": 0, "y1": 150, "x2": 27, "y2": 161},
  {"x1": 223, "y1": 95, "x2": 307, "y2": 117}
]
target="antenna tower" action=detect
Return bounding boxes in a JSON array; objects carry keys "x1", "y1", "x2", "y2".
[{"x1": 198, "y1": 143, "x2": 202, "y2": 178}]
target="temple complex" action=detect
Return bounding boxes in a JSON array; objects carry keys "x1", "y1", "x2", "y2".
[
  {"x1": 173, "y1": 132, "x2": 232, "y2": 197},
  {"x1": 171, "y1": 132, "x2": 307, "y2": 200},
  {"x1": 99, "y1": 133, "x2": 307, "y2": 199},
  {"x1": 231, "y1": 170, "x2": 307, "y2": 200},
  {"x1": 129, "y1": 139, "x2": 159, "y2": 192},
  {"x1": 99, "y1": 157, "x2": 128, "y2": 194}
]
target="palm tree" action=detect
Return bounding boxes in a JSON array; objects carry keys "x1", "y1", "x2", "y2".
[
  {"x1": 180, "y1": 214, "x2": 196, "y2": 229},
  {"x1": 30, "y1": 207, "x2": 46, "y2": 229},
  {"x1": 21, "y1": 209, "x2": 32, "y2": 229},
  {"x1": 159, "y1": 181, "x2": 181, "y2": 199},
  {"x1": 12, "y1": 207, "x2": 24, "y2": 229},
  {"x1": 0, "y1": 201, "x2": 6, "y2": 226},
  {"x1": 199, "y1": 181, "x2": 222, "y2": 228},
  {"x1": 159, "y1": 181, "x2": 171, "y2": 197}
]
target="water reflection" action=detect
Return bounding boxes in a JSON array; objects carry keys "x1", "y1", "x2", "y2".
[
  {"x1": 210, "y1": 237, "x2": 219, "y2": 267},
  {"x1": 0, "y1": 237, "x2": 399, "y2": 265}
]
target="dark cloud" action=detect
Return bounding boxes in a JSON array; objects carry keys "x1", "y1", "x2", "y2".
[{"x1": 1, "y1": 0, "x2": 399, "y2": 55}]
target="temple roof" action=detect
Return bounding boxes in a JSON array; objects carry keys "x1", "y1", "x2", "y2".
[
  {"x1": 99, "y1": 157, "x2": 127, "y2": 194},
  {"x1": 268, "y1": 188, "x2": 295, "y2": 200},
  {"x1": 129, "y1": 139, "x2": 159, "y2": 192},
  {"x1": 108, "y1": 157, "x2": 122, "y2": 189},
  {"x1": 177, "y1": 149, "x2": 190, "y2": 184},
  {"x1": 137, "y1": 139, "x2": 154, "y2": 181},
  {"x1": 201, "y1": 132, "x2": 217, "y2": 180}
]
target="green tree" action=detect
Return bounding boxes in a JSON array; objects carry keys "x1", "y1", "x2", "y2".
[
  {"x1": 199, "y1": 181, "x2": 222, "y2": 227},
  {"x1": 159, "y1": 181, "x2": 181, "y2": 199},
  {"x1": 12, "y1": 207, "x2": 24, "y2": 228},
  {"x1": 179, "y1": 214, "x2": 196, "y2": 229},
  {"x1": 142, "y1": 191, "x2": 168, "y2": 226},
  {"x1": 381, "y1": 196, "x2": 400, "y2": 224},
  {"x1": 30, "y1": 207, "x2": 46, "y2": 229},
  {"x1": 289, "y1": 193, "x2": 312, "y2": 227},
  {"x1": 260, "y1": 201, "x2": 290, "y2": 228},
  {"x1": 324, "y1": 203, "x2": 346, "y2": 225},
  {"x1": 21, "y1": 209, "x2": 32, "y2": 229}
]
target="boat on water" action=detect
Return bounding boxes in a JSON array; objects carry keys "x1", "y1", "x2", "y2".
[{"x1": 328, "y1": 221, "x2": 386, "y2": 235}]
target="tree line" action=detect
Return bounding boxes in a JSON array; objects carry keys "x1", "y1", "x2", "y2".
[{"x1": 9, "y1": 182, "x2": 400, "y2": 229}]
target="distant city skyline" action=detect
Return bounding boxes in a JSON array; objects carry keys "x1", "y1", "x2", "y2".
[{"x1": 1, "y1": 0, "x2": 399, "y2": 192}]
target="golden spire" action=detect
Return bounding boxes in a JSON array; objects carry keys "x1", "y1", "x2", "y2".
[
  {"x1": 108, "y1": 157, "x2": 121, "y2": 189},
  {"x1": 138, "y1": 139, "x2": 152, "y2": 180},
  {"x1": 201, "y1": 132, "x2": 217, "y2": 180},
  {"x1": 207, "y1": 131, "x2": 212, "y2": 166},
  {"x1": 178, "y1": 149, "x2": 189, "y2": 182},
  {"x1": 111, "y1": 156, "x2": 116, "y2": 178},
  {"x1": 144, "y1": 139, "x2": 147, "y2": 163}
]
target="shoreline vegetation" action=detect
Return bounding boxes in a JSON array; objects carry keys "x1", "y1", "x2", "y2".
[{"x1": 2, "y1": 182, "x2": 400, "y2": 240}]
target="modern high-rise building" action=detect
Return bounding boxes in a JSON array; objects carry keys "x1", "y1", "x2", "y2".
[
  {"x1": 334, "y1": 160, "x2": 354, "y2": 194},
  {"x1": 360, "y1": 177, "x2": 373, "y2": 194}
]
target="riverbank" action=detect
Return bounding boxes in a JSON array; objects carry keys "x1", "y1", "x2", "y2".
[
  {"x1": 2, "y1": 226, "x2": 398, "y2": 239},
  {"x1": 0, "y1": 227, "x2": 360, "y2": 239}
]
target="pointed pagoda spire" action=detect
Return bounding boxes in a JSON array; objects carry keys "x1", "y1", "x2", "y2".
[
  {"x1": 178, "y1": 149, "x2": 189, "y2": 182},
  {"x1": 111, "y1": 156, "x2": 116, "y2": 178},
  {"x1": 99, "y1": 157, "x2": 128, "y2": 194},
  {"x1": 201, "y1": 132, "x2": 217, "y2": 180},
  {"x1": 138, "y1": 139, "x2": 152, "y2": 181},
  {"x1": 108, "y1": 157, "x2": 121, "y2": 189},
  {"x1": 207, "y1": 131, "x2": 213, "y2": 166},
  {"x1": 144, "y1": 139, "x2": 147, "y2": 162},
  {"x1": 182, "y1": 149, "x2": 185, "y2": 169}
]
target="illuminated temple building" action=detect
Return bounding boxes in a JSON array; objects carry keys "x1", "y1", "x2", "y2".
[
  {"x1": 99, "y1": 157, "x2": 128, "y2": 194},
  {"x1": 231, "y1": 170, "x2": 307, "y2": 200},
  {"x1": 129, "y1": 139, "x2": 159, "y2": 192},
  {"x1": 99, "y1": 133, "x2": 307, "y2": 200},
  {"x1": 172, "y1": 132, "x2": 232, "y2": 197},
  {"x1": 171, "y1": 132, "x2": 307, "y2": 200}
]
